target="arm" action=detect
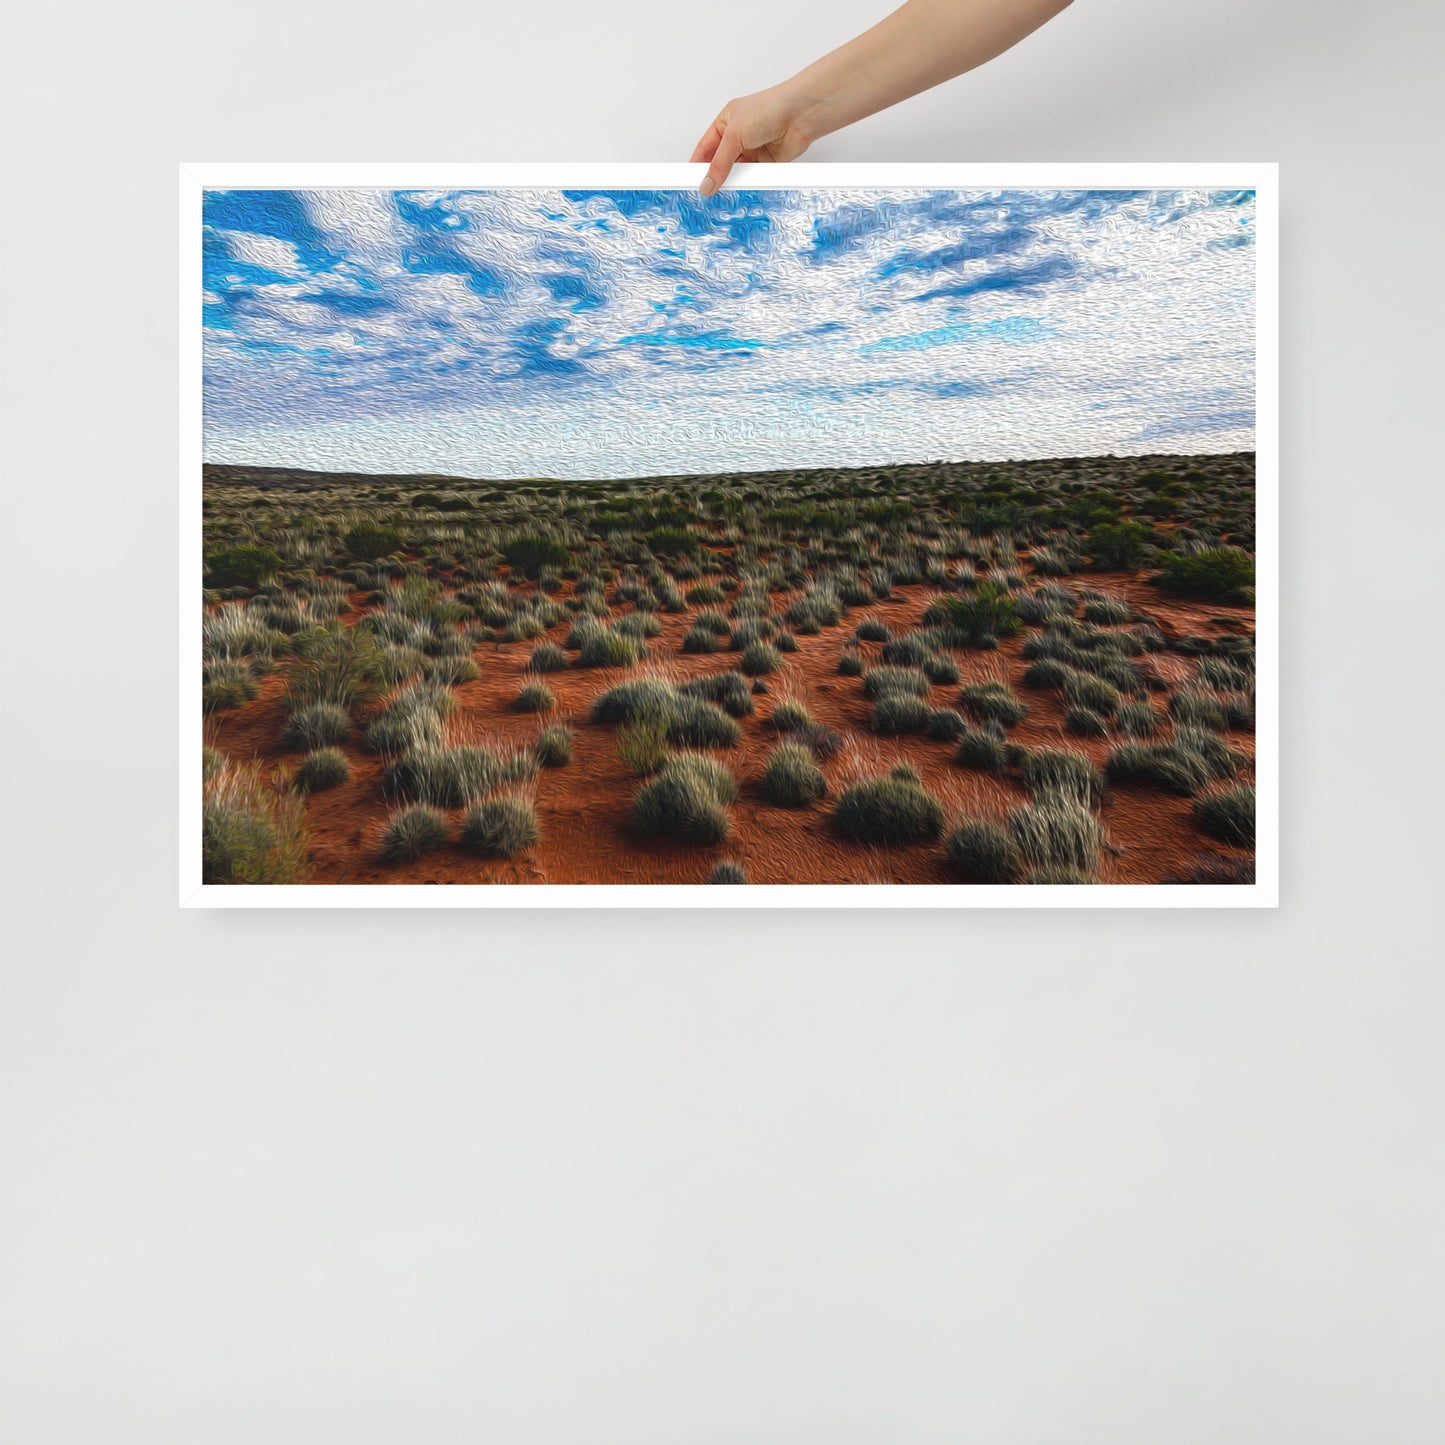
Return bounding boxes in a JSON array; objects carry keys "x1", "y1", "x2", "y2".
[{"x1": 691, "y1": 0, "x2": 1074, "y2": 193}]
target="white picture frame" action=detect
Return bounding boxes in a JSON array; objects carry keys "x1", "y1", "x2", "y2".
[{"x1": 181, "y1": 162, "x2": 1278, "y2": 908}]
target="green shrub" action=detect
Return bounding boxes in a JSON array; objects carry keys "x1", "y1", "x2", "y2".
[
  {"x1": 645, "y1": 525, "x2": 697, "y2": 556},
  {"x1": 832, "y1": 776, "x2": 945, "y2": 846},
  {"x1": 944, "y1": 820, "x2": 1022, "y2": 883},
  {"x1": 379, "y1": 805, "x2": 450, "y2": 864},
  {"x1": 514, "y1": 682, "x2": 556, "y2": 713},
  {"x1": 1157, "y1": 547, "x2": 1254, "y2": 601},
  {"x1": 294, "y1": 747, "x2": 350, "y2": 793},
  {"x1": 1194, "y1": 784, "x2": 1255, "y2": 847},
  {"x1": 202, "y1": 762, "x2": 310, "y2": 883},
  {"x1": 960, "y1": 681, "x2": 1029, "y2": 727},
  {"x1": 503, "y1": 533, "x2": 570, "y2": 577},
  {"x1": 1087, "y1": 521, "x2": 1153, "y2": 571},
  {"x1": 924, "y1": 580, "x2": 1022, "y2": 646},
  {"x1": 206, "y1": 544, "x2": 283, "y2": 590},
  {"x1": 342, "y1": 522, "x2": 404, "y2": 563},
  {"x1": 535, "y1": 724, "x2": 574, "y2": 768},
  {"x1": 461, "y1": 795, "x2": 539, "y2": 857},
  {"x1": 281, "y1": 700, "x2": 352, "y2": 751},
  {"x1": 760, "y1": 741, "x2": 827, "y2": 807}
]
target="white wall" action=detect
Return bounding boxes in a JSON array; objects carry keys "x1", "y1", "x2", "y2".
[{"x1": 3, "y1": 2, "x2": 1442, "y2": 1441}]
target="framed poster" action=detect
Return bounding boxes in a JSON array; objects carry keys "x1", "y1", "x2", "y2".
[{"x1": 182, "y1": 163, "x2": 1277, "y2": 906}]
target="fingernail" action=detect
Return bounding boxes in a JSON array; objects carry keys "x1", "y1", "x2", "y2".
[{"x1": 700, "y1": 178, "x2": 715, "y2": 196}]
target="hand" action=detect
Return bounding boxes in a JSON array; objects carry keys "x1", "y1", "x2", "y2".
[{"x1": 690, "y1": 87, "x2": 819, "y2": 195}]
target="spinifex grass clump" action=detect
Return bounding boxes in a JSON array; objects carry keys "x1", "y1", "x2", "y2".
[
  {"x1": 202, "y1": 659, "x2": 260, "y2": 713},
  {"x1": 203, "y1": 761, "x2": 310, "y2": 884},
  {"x1": 1106, "y1": 726, "x2": 1238, "y2": 796},
  {"x1": 461, "y1": 795, "x2": 540, "y2": 858},
  {"x1": 872, "y1": 690, "x2": 929, "y2": 735},
  {"x1": 1007, "y1": 797, "x2": 1103, "y2": 879},
  {"x1": 925, "y1": 707, "x2": 968, "y2": 741},
  {"x1": 760, "y1": 741, "x2": 828, "y2": 808},
  {"x1": 576, "y1": 623, "x2": 646, "y2": 668},
  {"x1": 862, "y1": 665, "x2": 930, "y2": 700},
  {"x1": 769, "y1": 698, "x2": 812, "y2": 732},
  {"x1": 632, "y1": 753, "x2": 739, "y2": 844},
  {"x1": 679, "y1": 671, "x2": 754, "y2": 717},
  {"x1": 281, "y1": 700, "x2": 352, "y2": 751},
  {"x1": 379, "y1": 805, "x2": 450, "y2": 864},
  {"x1": 535, "y1": 724, "x2": 573, "y2": 768},
  {"x1": 528, "y1": 643, "x2": 568, "y2": 673},
  {"x1": 708, "y1": 860, "x2": 748, "y2": 884},
  {"x1": 514, "y1": 682, "x2": 556, "y2": 713},
  {"x1": 1193, "y1": 784, "x2": 1255, "y2": 847},
  {"x1": 294, "y1": 747, "x2": 351, "y2": 793},
  {"x1": 1021, "y1": 748, "x2": 1104, "y2": 806},
  {"x1": 617, "y1": 716, "x2": 671, "y2": 776},
  {"x1": 959, "y1": 681, "x2": 1029, "y2": 728},
  {"x1": 666, "y1": 694, "x2": 742, "y2": 747},
  {"x1": 740, "y1": 640, "x2": 784, "y2": 676},
  {"x1": 832, "y1": 770, "x2": 945, "y2": 846},
  {"x1": 1116, "y1": 699, "x2": 1162, "y2": 737},
  {"x1": 944, "y1": 819, "x2": 1022, "y2": 884},
  {"x1": 365, "y1": 684, "x2": 453, "y2": 755},
  {"x1": 381, "y1": 745, "x2": 503, "y2": 808}
]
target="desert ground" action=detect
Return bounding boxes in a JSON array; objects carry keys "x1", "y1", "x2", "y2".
[{"x1": 200, "y1": 454, "x2": 1257, "y2": 886}]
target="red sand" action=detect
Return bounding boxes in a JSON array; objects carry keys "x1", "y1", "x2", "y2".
[{"x1": 207, "y1": 573, "x2": 1255, "y2": 886}]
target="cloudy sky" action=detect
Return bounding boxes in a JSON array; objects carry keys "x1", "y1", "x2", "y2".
[{"x1": 202, "y1": 187, "x2": 1255, "y2": 479}]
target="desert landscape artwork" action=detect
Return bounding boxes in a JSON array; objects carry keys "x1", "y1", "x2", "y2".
[{"x1": 195, "y1": 178, "x2": 1263, "y2": 893}]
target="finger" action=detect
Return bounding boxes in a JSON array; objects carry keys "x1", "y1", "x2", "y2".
[
  {"x1": 700, "y1": 126, "x2": 745, "y2": 196},
  {"x1": 689, "y1": 120, "x2": 724, "y2": 165}
]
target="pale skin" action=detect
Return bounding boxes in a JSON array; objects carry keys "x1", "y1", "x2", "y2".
[{"x1": 691, "y1": 0, "x2": 1075, "y2": 193}]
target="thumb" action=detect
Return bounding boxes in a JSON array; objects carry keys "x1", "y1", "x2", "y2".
[{"x1": 700, "y1": 126, "x2": 745, "y2": 196}]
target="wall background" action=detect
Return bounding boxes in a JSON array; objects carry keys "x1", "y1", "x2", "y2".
[{"x1": 4, "y1": 2, "x2": 1441, "y2": 1441}]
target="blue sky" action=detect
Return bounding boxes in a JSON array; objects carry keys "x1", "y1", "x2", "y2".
[{"x1": 202, "y1": 187, "x2": 1255, "y2": 478}]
